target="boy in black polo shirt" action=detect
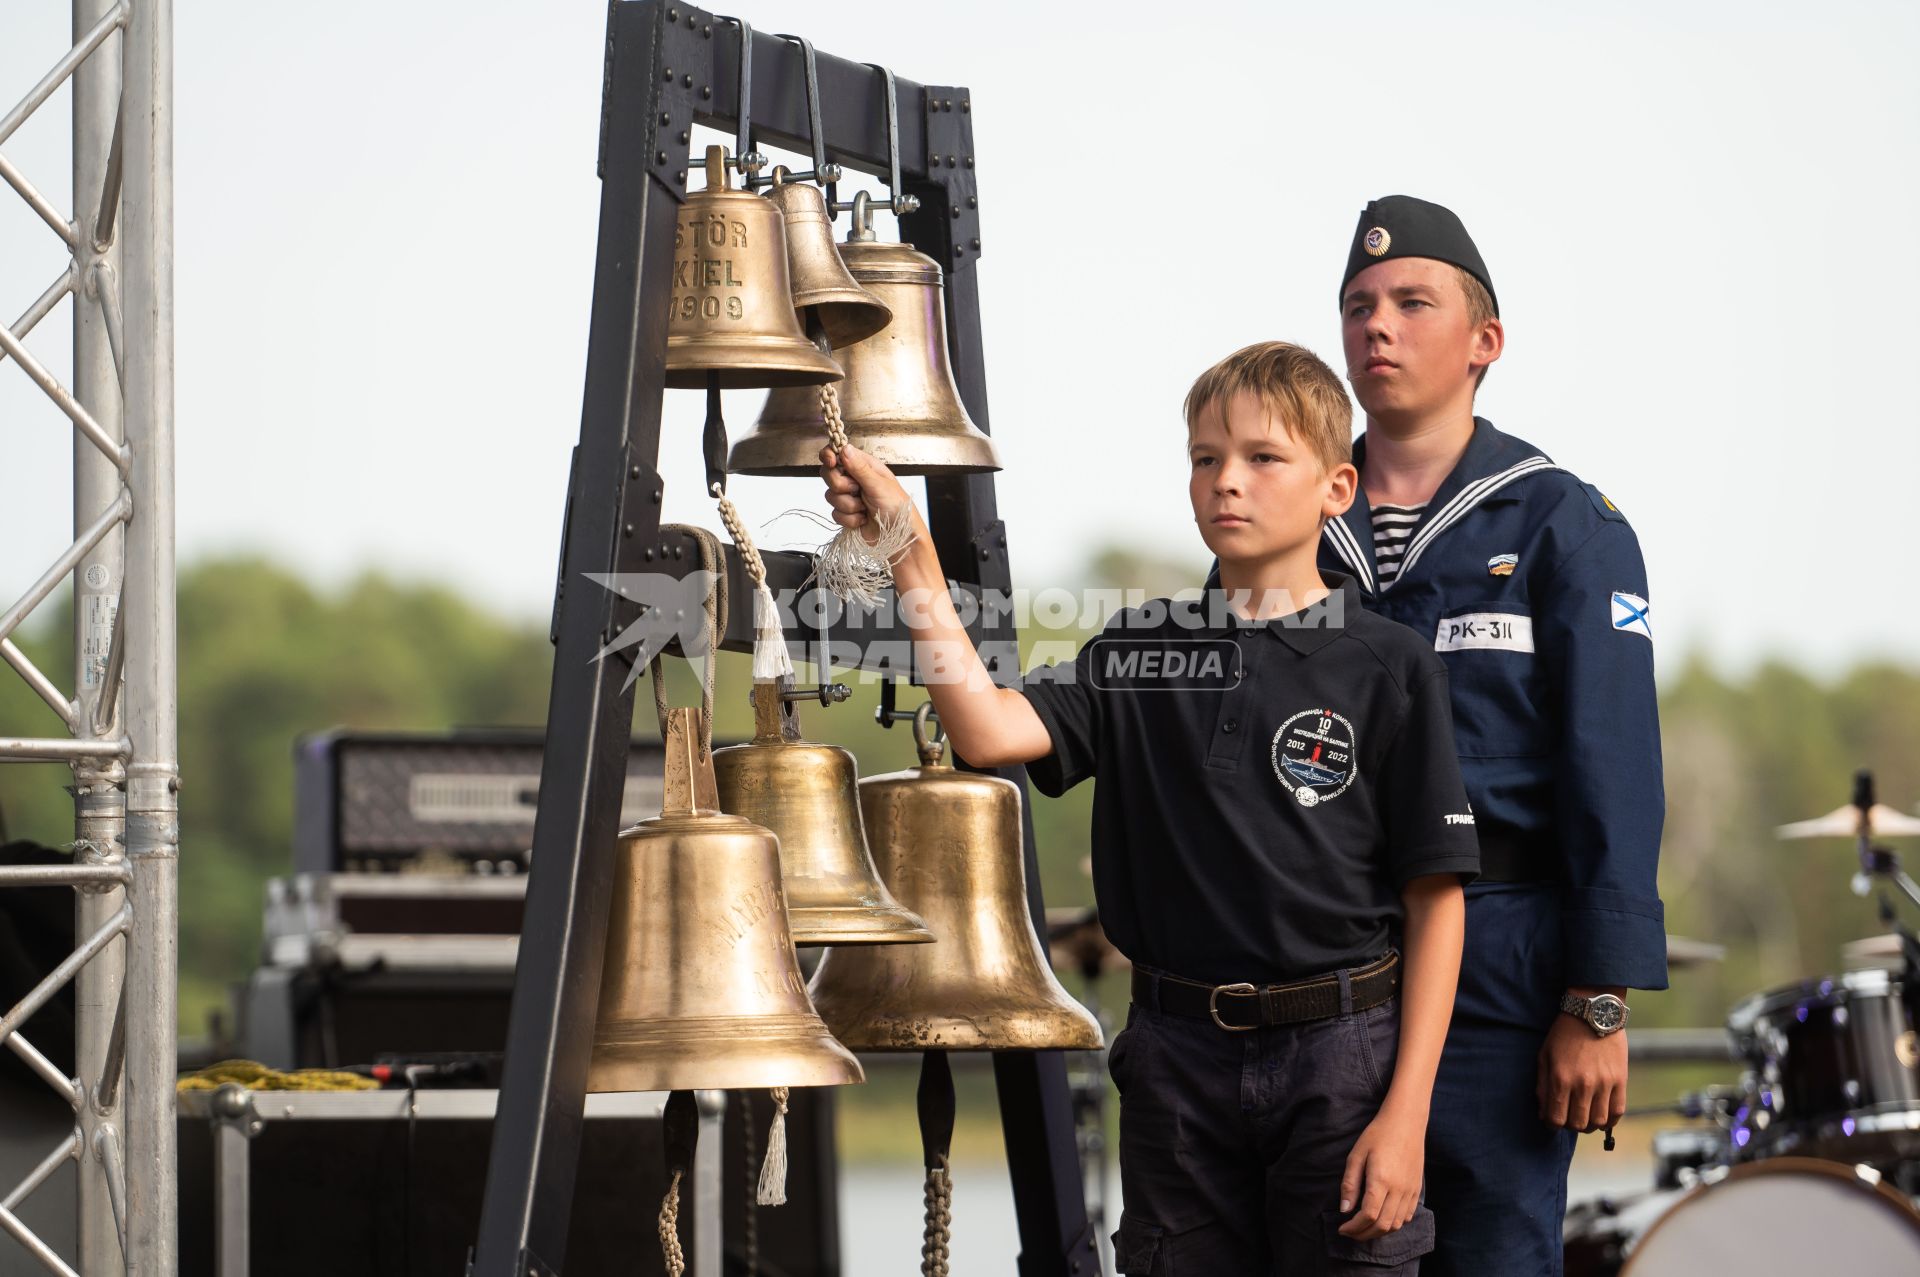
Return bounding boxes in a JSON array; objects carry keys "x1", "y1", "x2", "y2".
[{"x1": 820, "y1": 341, "x2": 1478, "y2": 1275}]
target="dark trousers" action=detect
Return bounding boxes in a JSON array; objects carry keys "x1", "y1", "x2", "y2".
[
  {"x1": 1425, "y1": 883, "x2": 1577, "y2": 1277},
  {"x1": 1109, "y1": 979, "x2": 1435, "y2": 1275}
]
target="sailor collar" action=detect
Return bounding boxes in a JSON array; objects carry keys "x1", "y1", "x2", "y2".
[{"x1": 1324, "y1": 418, "x2": 1561, "y2": 595}]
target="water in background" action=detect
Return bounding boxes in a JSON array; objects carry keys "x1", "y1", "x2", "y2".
[{"x1": 839, "y1": 1154, "x2": 1653, "y2": 1275}]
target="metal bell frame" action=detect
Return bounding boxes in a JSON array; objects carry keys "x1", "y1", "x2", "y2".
[{"x1": 471, "y1": 7, "x2": 1096, "y2": 1277}]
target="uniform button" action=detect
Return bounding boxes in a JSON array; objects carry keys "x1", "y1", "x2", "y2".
[{"x1": 1222, "y1": 719, "x2": 1238, "y2": 734}]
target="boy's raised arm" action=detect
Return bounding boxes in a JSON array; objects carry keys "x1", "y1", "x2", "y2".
[{"x1": 821, "y1": 443, "x2": 1054, "y2": 769}]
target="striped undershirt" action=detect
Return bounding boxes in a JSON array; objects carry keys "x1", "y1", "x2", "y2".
[{"x1": 1370, "y1": 502, "x2": 1428, "y2": 587}]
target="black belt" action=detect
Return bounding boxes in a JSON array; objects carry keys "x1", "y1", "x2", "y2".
[
  {"x1": 1477, "y1": 827, "x2": 1562, "y2": 884},
  {"x1": 1132, "y1": 952, "x2": 1400, "y2": 1031}
]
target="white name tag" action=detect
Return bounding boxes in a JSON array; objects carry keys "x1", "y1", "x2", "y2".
[{"x1": 1434, "y1": 612, "x2": 1534, "y2": 653}]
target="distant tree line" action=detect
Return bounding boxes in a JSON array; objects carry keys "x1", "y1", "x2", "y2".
[{"x1": 1, "y1": 553, "x2": 1914, "y2": 1040}]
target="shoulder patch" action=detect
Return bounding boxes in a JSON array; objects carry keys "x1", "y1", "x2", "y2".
[{"x1": 1584, "y1": 483, "x2": 1628, "y2": 524}]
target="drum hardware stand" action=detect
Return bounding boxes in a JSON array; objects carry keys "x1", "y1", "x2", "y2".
[
  {"x1": 1850, "y1": 772, "x2": 1920, "y2": 911},
  {"x1": 468, "y1": 6, "x2": 1097, "y2": 1275},
  {"x1": 1847, "y1": 771, "x2": 1920, "y2": 1033}
]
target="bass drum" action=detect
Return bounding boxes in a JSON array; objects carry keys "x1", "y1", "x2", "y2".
[{"x1": 1621, "y1": 1157, "x2": 1920, "y2": 1276}]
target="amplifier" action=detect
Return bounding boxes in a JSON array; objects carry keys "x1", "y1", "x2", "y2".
[{"x1": 292, "y1": 729, "x2": 671, "y2": 875}]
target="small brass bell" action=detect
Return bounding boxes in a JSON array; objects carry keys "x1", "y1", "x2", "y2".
[
  {"x1": 764, "y1": 169, "x2": 892, "y2": 349},
  {"x1": 713, "y1": 683, "x2": 934, "y2": 947},
  {"x1": 808, "y1": 706, "x2": 1104, "y2": 1051},
  {"x1": 728, "y1": 209, "x2": 1004, "y2": 475},
  {"x1": 665, "y1": 146, "x2": 844, "y2": 390},
  {"x1": 588, "y1": 706, "x2": 864, "y2": 1093}
]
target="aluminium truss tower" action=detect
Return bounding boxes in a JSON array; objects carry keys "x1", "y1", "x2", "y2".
[{"x1": 0, "y1": 2, "x2": 178, "y2": 1275}]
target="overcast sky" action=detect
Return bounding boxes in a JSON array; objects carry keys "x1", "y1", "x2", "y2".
[{"x1": 3, "y1": 1, "x2": 1916, "y2": 678}]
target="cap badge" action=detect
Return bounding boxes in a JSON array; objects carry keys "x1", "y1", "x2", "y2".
[
  {"x1": 1487, "y1": 553, "x2": 1518, "y2": 577},
  {"x1": 1363, "y1": 226, "x2": 1391, "y2": 257}
]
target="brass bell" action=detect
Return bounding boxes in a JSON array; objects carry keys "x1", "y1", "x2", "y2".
[
  {"x1": 728, "y1": 207, "x2": 1004, "y2": 475},
  {"x1": 588, "y1": 706, "x2": 864, "y2": 1093},
  {"x1": 665, "y1": 146, "x2": 844, "y2": 390},
  {"x1": 764, "y1": 169, "x2": 892, "y2": 349},
  {"x1": 808, "y1": 707, "x2": 1104, "y2": 1051},
  {"x1": 713, "y1": 683, "x2": 934, "y2": 947}
]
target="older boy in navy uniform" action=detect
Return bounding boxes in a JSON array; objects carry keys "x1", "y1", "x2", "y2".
[
  {"x1": 1324, "y1": 196, "x2": 1668, "y2": 1276},
  {"x1": 821, "y1": 342, "x2": 1480, "y2": 1273}
]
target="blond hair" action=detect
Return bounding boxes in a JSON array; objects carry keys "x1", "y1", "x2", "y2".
[
  {"x1": 1183, "y1": 341, "x2": 1352, "y2": 471},
  {"x1": 1456, "y1": 266, "x2": 1496, "y2": 388}
]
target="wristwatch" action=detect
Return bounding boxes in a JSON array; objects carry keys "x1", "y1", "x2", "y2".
[{"x1": 1560, "y1": 992, "x2": 1629, "y2": 1037}]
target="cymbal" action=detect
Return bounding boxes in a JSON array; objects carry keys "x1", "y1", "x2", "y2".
[
  {"x1": 1843, "y1": 933, "x2": 1899, "y2": 962},
  {"x1": 1775, "y1": 803, "x2": 1920, "y2": 840},
  {"x1": 1666, "y1": 935, "x2": 1727, "y2": 968}
]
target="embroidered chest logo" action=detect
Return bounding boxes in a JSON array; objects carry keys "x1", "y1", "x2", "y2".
[
  {"x1": 1271, "y1": 708, "x2": 1357, "y2": 808},
  {"x1": 1487, "y1": 553, "x2": 1518, "y2": 577}
]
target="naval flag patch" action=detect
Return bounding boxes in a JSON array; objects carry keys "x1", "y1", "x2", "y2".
[{"x1": 1611, "y1": 592, "x2": 1652, "y2": 640}]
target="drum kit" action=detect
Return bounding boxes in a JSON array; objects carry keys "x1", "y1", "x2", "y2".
[{"x1": 1565, "y1": 772, "x2": 1920, "y2": 1276}]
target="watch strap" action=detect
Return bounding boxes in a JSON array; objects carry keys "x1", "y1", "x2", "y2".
[{"x1": 1559, "y1": 992, "x2": 1628, "y2": 1034}]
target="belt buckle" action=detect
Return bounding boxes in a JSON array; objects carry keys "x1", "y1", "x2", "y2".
[{"x1": 1208, "y1": 982, "x2": 1259, "y2": 1031}]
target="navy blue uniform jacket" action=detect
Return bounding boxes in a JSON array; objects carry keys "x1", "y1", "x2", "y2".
[{"x1": 1315, "y1": 419, "x2": 1668, "y2": 990}]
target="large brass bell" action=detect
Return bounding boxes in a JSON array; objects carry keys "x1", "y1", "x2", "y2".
[
  {"x1": 665, "y1": 146, "x2": 844, "y2": 390},
  {"x1": 588, "y1": 706, "x2": 864, "y2": 1092},
  {"x1": 808, "y1": 706, "x2": 1104, "y2": 1050},
  {"x1": 764, "y1": 169, "x2": 892, "y2": 349},
  {"x1": 713, "y1": 683, "x2": 934, "y2": 947},
  {"x1": 728, "y1": 206, "x2": 1004, "y2": 475}
]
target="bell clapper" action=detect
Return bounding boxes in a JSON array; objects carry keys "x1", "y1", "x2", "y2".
[
  {"x1": 701, "y1": 371, "x2": 730, "y2": 497},
  {"x1": 658, "y1": 1089, "x2": 699, "y2": 1277}
]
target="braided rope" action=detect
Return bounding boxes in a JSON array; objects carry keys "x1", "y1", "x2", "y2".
[
  {"x1": 648, "y1": 525, "x2": 723, "y2": 744},
  {"x1": 820, "y1": 381, "x2": 850, "y2": 455},
  {"x1": 175, "y1": 1060, "x2": 377, "y2": 1093},
  {"x1": 810, "y1": 379, "x2": 917, "y2": 606},
  {"x1": 711, "y1": 485, "x2": 769, "y2": 587},
  {"x1": 659, "y1": 1168, "x2": 687, "y2": 1277},
  {"x1": 920, "y1": 1154, "x2": 953, "y2": 1277},
  {"x1": 710, "y1": 482, "x2": 794, "y2": 680}
]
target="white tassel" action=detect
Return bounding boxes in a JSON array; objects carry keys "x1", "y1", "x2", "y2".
[
  {"x1": 756, "y1": 1087, "x2": 790, "y2": 1206},
  {"x1": 751, "y1": 578, "x2": 793, "y2": 681},
  {"x1": 815, "y1": 504, "x2": 919, "y2": 609}
]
